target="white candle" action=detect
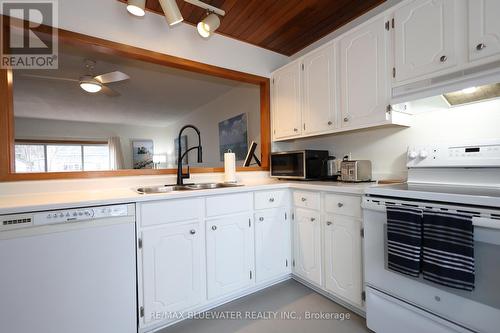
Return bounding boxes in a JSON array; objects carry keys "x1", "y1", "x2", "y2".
[{"x1": 224, "y1": 150, "x2": 236, "y2": 183}]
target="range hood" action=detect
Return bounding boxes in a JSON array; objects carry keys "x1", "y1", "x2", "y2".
[{"x1": 443, "y1": 83, "x2": 500, "y2": 106}]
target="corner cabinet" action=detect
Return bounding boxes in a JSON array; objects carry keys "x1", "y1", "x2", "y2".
[
  {"x1": 271, "y1": 62, "x2": 302, "y2": 140},
  {"x1": 339, "y1": 17, "x2": 390, "y2": 129},
  {"x1": 468, "y1": 0, "x2": 500, "y2": 63},
  {"x1": 393, "y1": 0, "x2": 458, "y2": 83}
]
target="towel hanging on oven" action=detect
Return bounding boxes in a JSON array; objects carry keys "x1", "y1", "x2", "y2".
[
  {"x1": 386, "y1": 206, "x2": 423, "y2": 277},
  {"x1": 422, "y1": 211, "x2": 475, "y2": 291}
]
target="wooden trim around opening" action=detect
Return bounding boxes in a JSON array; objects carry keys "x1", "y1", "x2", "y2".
[{"x1": 0, "y1": 17, "x2": 271, "y2": 181}]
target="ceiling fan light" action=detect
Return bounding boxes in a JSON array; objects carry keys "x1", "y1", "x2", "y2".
[
  {"x1": 79, "y1": 76, "x2": 102, "y2": 93},
  {"x1": 126, "y1": 0, "x2": 146, "y2": 17},
  {"x1": 159, "y1": 0, "x2": 184, "y2": 26},
  {"x1": 197, "y1": 13, "x2": 220, "y2": 38}
]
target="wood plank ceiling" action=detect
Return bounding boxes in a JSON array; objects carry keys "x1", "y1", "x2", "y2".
[{"x1": 126, "y1": 0, "x2": 386, "y2": 56}]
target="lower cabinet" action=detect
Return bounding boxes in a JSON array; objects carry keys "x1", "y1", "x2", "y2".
[
  {"x1": 255, "y1": 208, "x2": 291, "y2": 283},
  {"x1": 324, "y1": 214, "x2": 363, "y2": 306},
  {"x1": 206, "y1": 213, "x2": 255, "y2": 300},
  {"x1": 141, "y1": 220, "x2": 204, "y2": 324},
  {"x1": 293, "y1": 208, "x2": 322, "y2": 285}
]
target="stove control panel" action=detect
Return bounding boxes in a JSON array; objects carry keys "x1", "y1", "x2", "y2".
[{"x1": 407, "y1": 141, "x2": 500, "y2": 168}]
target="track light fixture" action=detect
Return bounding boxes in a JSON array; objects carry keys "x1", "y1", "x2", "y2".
[
  {"x1": 197, "y1": 12, "x2": 220, "y2": 38},
  {"x1": 158, "y1": 0, "x2": 184, "y2": 26},
  {"x1": 126, "y1": 0, "x2": 146, "y2": 17}
]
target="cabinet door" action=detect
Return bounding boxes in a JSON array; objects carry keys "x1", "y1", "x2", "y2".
[
  {"x1": 394, "y1": 0, "x2": 457, "y2": 82},
  {"x1": 468, "y1": 0, "x2": 500, "y2": 62},
  {"x1": 293, "y1": 208, "x2": 321, "y2": 285},
  {"x1": 340, "y1": 17, "x2": 389, "y2": 129},
  {"x1": 324, "y1": 214, "x2": 362, "y2": 306},
  {"x1": 272, "y1": 62, "x2": 302, "y2": 140},
  {"x1": 141, "y1": 221, "x2": 203, "y2": 324},
  {"x1": 255, "y1": 208, "x2": 290, "y2": 283},
  {"x1": 206, "y1": 214, "x2": 254, "y2": 300},
  {"x1": 302, "y1": 44, "x2": 337, "y2": 135}
]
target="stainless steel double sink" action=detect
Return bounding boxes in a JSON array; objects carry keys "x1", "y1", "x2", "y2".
[{"x1": 136, "y1": 182, "x2": 242, "y2": 194}]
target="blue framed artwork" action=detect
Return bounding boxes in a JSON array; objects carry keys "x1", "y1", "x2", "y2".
[{"x1": 218, "y1": 113, "x2": 248, "y2": 161}]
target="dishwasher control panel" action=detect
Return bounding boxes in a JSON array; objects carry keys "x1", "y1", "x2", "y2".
[{"x1": 33, "y1": 204, "x2": 129, "y2": 226}]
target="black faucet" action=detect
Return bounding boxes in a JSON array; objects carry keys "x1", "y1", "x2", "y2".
[{"x1": 177, "y1": 125, "x2": 203, "y2": 186}]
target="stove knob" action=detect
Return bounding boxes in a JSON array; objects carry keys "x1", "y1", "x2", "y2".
[
  {"x1": 408, "y1": 151, "x2": 418, "y2": 160},
  {"x1": 419, "y1": 150, "x2": 429, "y2": 159}
]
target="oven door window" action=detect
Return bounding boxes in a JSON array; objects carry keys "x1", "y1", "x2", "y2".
[{"x1": 271, "y1": 153, "x2": 304, "y2": 178}]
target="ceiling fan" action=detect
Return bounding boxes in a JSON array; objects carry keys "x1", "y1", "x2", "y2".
[{"x1": 21, "y1": 59, "x2": 130, "y2": 97}]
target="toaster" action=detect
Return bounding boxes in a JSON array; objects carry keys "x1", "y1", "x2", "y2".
[{"x1": 340, "y1": 160, "x2": 372, "y2": 182}]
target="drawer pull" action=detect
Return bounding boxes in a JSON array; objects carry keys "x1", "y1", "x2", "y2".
[
  {"x1": 440, "y1": 55, "x2": 447, "y2": 63},
  {"x1": 326, "y1": 221, "x2": 332, "y2": 226},
  {"x1": 259, "y1": 217, "x2": 264, "y2": 222},
  {"x1": 301, "y1": 197, "x2": 307, "y2": 202},
  {"x1": 211, "y1": 225, "x2": 217, "y2": 231},
  {"x1": 476, "y1": 43, "x2": 486, "y2": 51},
  {"x1": 337, "y1": 202, "x2": 344, "y2": 208},
  {"x1": 310, "y1": 218, "x2": 316, "y2": 222},
  {"x1": 189, "y1": 229, "x2": 196, "y2": 235},
  {"x1": 269, "y1": 197, "x2": 275, "y2": 202}
]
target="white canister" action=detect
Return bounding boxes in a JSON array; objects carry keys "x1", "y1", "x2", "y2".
[{"x1": 224, "y1": 150, "x2": 237, "y2": 183}]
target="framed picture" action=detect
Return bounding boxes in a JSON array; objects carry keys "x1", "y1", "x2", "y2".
[
  {"x1": 132, "y1": 140, "x2": 154, "y2": 169},
  {"x1": 219, "y1": 113, "x2": 248, "y2": 161},
  {"x1": 174, "y1": 135, "x2": 188, "y2": 164}
]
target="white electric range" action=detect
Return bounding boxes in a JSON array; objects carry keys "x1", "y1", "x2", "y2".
[{"x1": 363, "y1": 140, "x2": 500, "y2": 333}]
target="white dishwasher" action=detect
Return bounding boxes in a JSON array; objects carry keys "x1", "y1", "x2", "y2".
[{"x1": 0, "y1": 203, "x2": 137, "y2": 333}]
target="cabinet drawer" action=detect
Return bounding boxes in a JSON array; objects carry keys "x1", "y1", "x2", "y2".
[
  {"x1": 140, "y1": 198, "x2": 203, "y2": 227},
  {"x1": 293, "y1": 191, "x2": 320, "y2": 210},
  {"x1": 206, "y1": 192, "x2": 253, "y2": 217},
  {"x1": 324, "y1": 193, "x2": 361, "y2": 218},
  {"x1": 254, "y1": 190, "x2": 288, "y2": 210}
]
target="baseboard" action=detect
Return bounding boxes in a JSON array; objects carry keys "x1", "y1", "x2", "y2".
[{"x1": 291, "y1": 275, "x2": 366, "y2": 318}]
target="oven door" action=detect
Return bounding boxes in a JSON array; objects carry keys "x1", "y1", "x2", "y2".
[
  {"x1": 270, "y1": 151, "x2": 305, "y2": 179},
  {"x1": 363, "y1": 196, "x2": 500, "y2": 333}
]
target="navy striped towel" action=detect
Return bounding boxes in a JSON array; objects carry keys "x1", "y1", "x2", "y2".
[
  {"x1": 422, "y1": 211, "x2": 475, "y2": 291},
  {"x1": 386, "y1": 206, "x2": 423, "y2": 277}
]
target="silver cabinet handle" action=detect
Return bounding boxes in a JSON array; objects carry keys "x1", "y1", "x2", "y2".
[
  {"x1": 328, "y1": 121, "x2": 333, "y2": 125},
  {"x1": 190, "y1": 229, "x2": 196, "y2": 235},
  {"x1": 326, "y1": 221, "x2": 332, "y2": 226},
  {"x1": 343, "y1": 117, "x2": 349, "y2": 122},
  {"x1": 310, "y1": 218, "x2": 316, "y2": 222},
  {"x1": 211, "y1": 225, "x2": 217, "y2": 231},
  {"x1": 476, "y1": 43, "x2": 486, "y2": 51},
  {"x1": 301, "y1": 197, "x2": 307, "y2": 202},
  {"x1": 440, "y1": 55, "x2": 447, "y2": 63},
  {"x1": 293, "y1": 128, "x2": 298, "y2": 132},
  {"x1": 259, "y1": 217, "x2": 264, "y2": 222},
  {"x1": 269, "y1": 197, "x2": 275, "y2": 202},
  {"x1": 337, "y1": 202, "x2": 344, "y2": 208}
]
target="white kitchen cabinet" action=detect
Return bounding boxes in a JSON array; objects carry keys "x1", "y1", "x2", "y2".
[
  {"x1": 206, "y1": 213, "x2": 255, "y2": 300},
  {"x1": 324, "y1": 214, "x2": 363, "y2": 306},
  {"x1": 141, "y1": 221, "x2": 204, "y2": 324},
  {"x1": 255, "y1": 208, "x2": 291, "y2": 283},
  {"x1": 340, "y1": 17, "x2": 390, "y2": 129},
  {"x1": 293, "y1": 208, "x2": 322, "y2": 286},
  {"x1": 272, "y1": 62, "x2": 302, "y2": 140},
  {"x1": 302, "y1": 44, "x2": 337, "y2": 135},
  {"x1": 393, "y1": 0, "x2": 457, "y2": 83},
  {"x1": 468, "y1": 0, "x2": 500, "y2": 62}
]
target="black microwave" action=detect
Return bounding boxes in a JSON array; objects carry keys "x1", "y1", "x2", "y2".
[{"x1": 270, "y1": 150, "x2": 329, "y2": 180}]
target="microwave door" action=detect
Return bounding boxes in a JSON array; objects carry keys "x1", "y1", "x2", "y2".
[{"x1": 271, "y1": 153, "x2": 305, "y2": 179}]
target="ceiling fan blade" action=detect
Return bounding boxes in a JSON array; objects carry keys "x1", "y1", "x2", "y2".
[
  {"x1": 94, "y1": 71, "x2": 130, "y2": 84},
  {"x1": 20, "y1": 74, "x2": 79, "y2": 82},
  {"x1": 100, "y1": 85, "x2": 120, "y2": 97}
]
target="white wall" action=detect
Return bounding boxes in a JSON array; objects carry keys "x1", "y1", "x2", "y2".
[
  {"x1": 164, "y1": 84, "x2": 261, "y2": 167},
  {"x1": 10, "y1": 0, "x2": 288, "y2": 77},
  {"x1": 273, "y1": 99, "x2": 500, "y2": 180},
  {"x1": 15, "y1": 117, "x2": 170, "y2": 169}
]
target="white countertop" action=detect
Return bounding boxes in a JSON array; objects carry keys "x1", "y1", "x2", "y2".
[{"x1": 0, "y1": 179, "x2": 375, "y2": 215}]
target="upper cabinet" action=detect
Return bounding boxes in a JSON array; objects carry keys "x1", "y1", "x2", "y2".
[
  {"x1": 468, "y1": 0, "x2": 500, "y2": 62},
  {"x1": 340, "y1": 17, "x2": 390, "y2": 129},
  {"x1": 271, "y1": 62, "x2": 302, "y2": 140},
  {"x1": 302, "y1": 44, "x2": 337, "y2": 135},
  {"x1": 393, "y1": 0, "x2": 457, "y2": 83}
]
